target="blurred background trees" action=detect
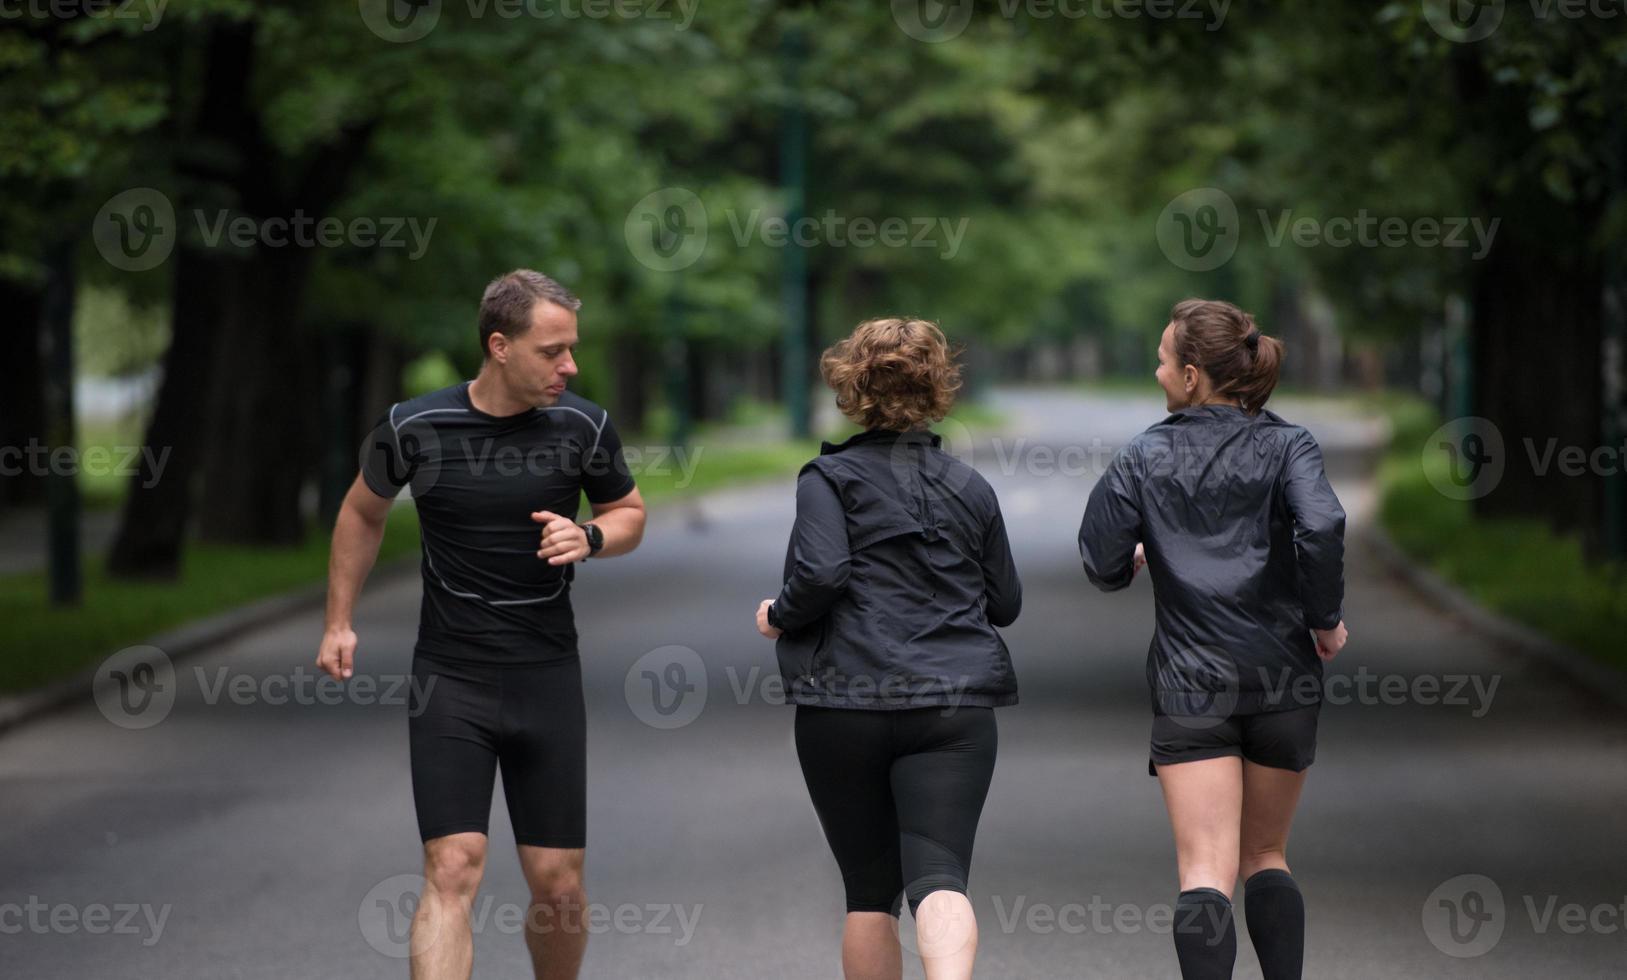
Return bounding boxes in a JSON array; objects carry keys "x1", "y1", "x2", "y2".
[{"x1": 3, "y1": 0, "x2": 1623, "y2": 581}]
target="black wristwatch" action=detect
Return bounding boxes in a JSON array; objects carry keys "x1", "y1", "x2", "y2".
[{"x1": 580, "y1": 522, "x2": 604, "y2": 557}]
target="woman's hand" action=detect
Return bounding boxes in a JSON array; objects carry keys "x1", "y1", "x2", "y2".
[
  {"x1": 1133, "y1": 543, "x2": 1147, "y2": 578},
  {"x1": 1313, "y1": 621, "x2": 1348, "y2": 661},
  {"x1": 756, "y1": 599, "x2": 783, "y2": 639}
]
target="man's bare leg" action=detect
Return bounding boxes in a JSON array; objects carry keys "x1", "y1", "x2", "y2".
[
  {"x1": 518, "y1": 845, "x2": 588, "y2": 980},
  {"x1": 412, "y1": 832, "x2": 488, "y2": 980}
]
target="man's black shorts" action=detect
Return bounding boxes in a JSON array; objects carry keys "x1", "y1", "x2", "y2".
[
  {"x1": 408, "y1": 653, "x2": 586, "y2": 848},
  {"x1": 1148, "y1": 704, "x2": 1319, "y2": 776}
]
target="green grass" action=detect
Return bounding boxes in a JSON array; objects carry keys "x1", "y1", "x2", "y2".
[
  {"x1": 623, "y1": 439, "x2": 826, "y2": 502},
  {"x1": 0, "y1": 509, "x2": 424, "y2": 693},
  {"x1": 76, "y1": 416, "x2": 147, "y2": 511},
  {"x1": 1376, "y1": 394, "x2": 1627, "y2": 669}
]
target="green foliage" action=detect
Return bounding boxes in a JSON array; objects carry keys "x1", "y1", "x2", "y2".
[
  {"x1": 0, "y1": 507, "x2": 423, "y2": 693},
  {"x1": 1378, "y1": 395, "x2": 1627, "y2": 668}
]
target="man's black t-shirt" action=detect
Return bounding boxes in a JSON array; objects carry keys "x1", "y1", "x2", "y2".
[{"x1": 360, "y1": 382, "x2": 636, "y2": 664}]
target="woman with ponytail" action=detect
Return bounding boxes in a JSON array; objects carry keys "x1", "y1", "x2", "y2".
[{"x1": 1078, "y1": 299, "x2": 1348, "y2": 979}]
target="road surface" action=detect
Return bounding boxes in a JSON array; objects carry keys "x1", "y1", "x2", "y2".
[{"x1": 4, "y1": 389, "x2": 1624, "y2": 978}]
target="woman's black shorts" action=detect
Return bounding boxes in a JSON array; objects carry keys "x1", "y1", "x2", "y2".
[
  {"x1": 408, "y1": 653, "x2": 586, "y2": 848},
  {"x1": 795, "y1": 705, "x2": 998, "y2": 917},
  {"x1": 1148, "y1": 704, "x2": 1319, "y2": 776}
]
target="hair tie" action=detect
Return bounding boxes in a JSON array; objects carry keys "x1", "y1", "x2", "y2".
[{"x1": 1244, "y1": 327, "x2": 1260, "y2": 352}]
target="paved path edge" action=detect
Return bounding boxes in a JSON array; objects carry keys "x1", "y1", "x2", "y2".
[
  {"x1": 1362, "y1": 524, "x2": 1627, "y2": 711},
  {"x1": 0, "y1": 560, "x2": 418, "y2": 738}
]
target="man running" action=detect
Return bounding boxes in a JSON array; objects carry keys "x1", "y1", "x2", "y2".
[{"x1": 317, "y1": 269, "x2": 645, "y2": 979}]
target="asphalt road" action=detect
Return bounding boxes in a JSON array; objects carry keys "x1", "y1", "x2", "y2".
[{"x1": 4, "y1": 389, "x2": 1625, "y2": 978}]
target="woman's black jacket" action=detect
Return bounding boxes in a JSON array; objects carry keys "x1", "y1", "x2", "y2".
[
  {"x1": 769, "y1": 428, "x2": 1021, "y2": 709},
  {"x1": 1079, "y1": 405, "x2": 1345, "y2": 718}
]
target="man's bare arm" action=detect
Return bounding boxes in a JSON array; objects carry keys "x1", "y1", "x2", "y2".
[
  {"x1": 587, "y1": 487, "x2": 646, "y2": 558},
  {"x1": 532, "y1": 486, "x2": 647, "y2": 565},
  {"x1": 316, "y1": 475, "x2": 396, "y2": 680}
]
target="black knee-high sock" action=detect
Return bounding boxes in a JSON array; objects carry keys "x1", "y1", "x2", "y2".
[
  {"x1": 1173, "y1": 888, "x2": 1236, "y2": 980},
  {"x1": 1243, "y1": 869, "x2": 1304, "y2": 980}
]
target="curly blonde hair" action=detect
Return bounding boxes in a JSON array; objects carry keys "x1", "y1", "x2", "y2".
[{"x1": 820, "y1": 317, "x2": 962, "y2": 431}]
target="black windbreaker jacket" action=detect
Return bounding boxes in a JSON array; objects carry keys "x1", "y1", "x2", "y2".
[
  {"x1": 1079, "y1": 405, "x2": 1345, "y2": 717},
  {"x1": 768, "y1": 428, "x2": 1021, "y2": 709}
]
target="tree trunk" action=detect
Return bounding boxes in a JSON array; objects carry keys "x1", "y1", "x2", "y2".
[
  {"x1": 106, "y1": 243, "x2": 226, "y2": 577},
  {"x1": 195, "y1": 248, "x2": 320, "y2": 545},
  {"x1": 611, "y1": 328, "x2": 650, "y2": 436},
  {"x1": 106, "y1": 19, "x2": 253, "y2": 577},
  {"x1": 1470, "y1": 202, "x2": 1604, "y2": 539},
  {"x1": 0, "y1": 279, "x2": 47, "y2": 511}
]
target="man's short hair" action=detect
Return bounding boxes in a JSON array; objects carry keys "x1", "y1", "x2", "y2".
[{"x1": 477, "y1": 269, "x2": 581, "y2": 358}]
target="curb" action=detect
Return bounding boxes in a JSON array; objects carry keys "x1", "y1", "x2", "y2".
[
  {"x1": 1363, "y1": 524, "x2": 1627, "y2": 711},
  {"x1": 0, "y1": 559, "x2": 417, "y2": 738}
]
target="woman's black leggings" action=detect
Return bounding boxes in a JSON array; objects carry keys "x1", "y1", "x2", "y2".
[{"x1": 795, "y1": 705, "x2": 998, "y2": 917}]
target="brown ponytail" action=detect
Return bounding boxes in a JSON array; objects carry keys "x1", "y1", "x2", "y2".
[{"x1": 1169, "y1": 298, "x2": 1284, "y2": 414}]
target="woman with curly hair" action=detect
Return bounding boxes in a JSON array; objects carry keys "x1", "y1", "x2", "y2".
[{"x1": 754, "y1": 317, "x2": 1022, "y2": 980}]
